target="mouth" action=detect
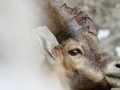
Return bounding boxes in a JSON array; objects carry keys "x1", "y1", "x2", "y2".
[
  {"x1": 107, "y1": 73, "x2": 120, "y2": 78},
  {"x1": 106, "y1": 73, "x2": 120, "y2": 88}
]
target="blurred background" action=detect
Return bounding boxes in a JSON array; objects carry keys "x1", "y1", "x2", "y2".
[{"x1": 0, "y1": 0, "x2": 120, "y2": 90}]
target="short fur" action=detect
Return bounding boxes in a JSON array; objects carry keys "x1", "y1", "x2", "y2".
[{"x1": 38, "y1": 31, "x2": 120, "y2": 90}]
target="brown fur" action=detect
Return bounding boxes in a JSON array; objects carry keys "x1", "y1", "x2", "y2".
[
  {"x1": 35, "y1": 0, "x2": 120, "y2": 89},
  {"x1": 52, "y1": 32, "x2": 119, "y2": 90}
]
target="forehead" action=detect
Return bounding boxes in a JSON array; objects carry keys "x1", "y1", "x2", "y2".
[{"x1": 61, "y1": 32, "x2": 100, "y2": 51}]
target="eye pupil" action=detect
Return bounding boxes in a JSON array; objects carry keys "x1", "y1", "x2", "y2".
[{"x1": 68, "y1": 49, "x2": 81, "y2": 56}]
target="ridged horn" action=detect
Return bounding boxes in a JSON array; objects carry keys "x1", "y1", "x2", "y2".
[{"x1": 27, "y1": 0, "x2": 96, "y2": 43}]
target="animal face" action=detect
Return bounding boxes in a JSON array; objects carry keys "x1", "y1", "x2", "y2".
[
  {"x1": 38, "y1": 31, "x2": 120, "y2": 90},
  {"x1": 51, "y1": 32, "x2": 120, "y2": 90}
]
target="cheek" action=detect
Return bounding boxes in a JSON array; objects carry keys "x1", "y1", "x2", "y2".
[
  {"x1": 75, "y1": 58, "x2": 104, "y2": 82},
  {"x1": 75, "y1": 59, "x2": 85, "y2": 69}
]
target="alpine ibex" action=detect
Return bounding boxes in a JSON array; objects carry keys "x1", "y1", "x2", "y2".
[{"x1": 28, "y1": 0, "x2": 120, "y2": 90}]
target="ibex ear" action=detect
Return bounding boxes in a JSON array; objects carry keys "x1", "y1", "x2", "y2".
[{"x1": 37, "y1": 31, "x2": 56, "y2": 65}]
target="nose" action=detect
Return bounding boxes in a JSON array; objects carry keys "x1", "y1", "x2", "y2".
[{"x1": 115, "y1": 63, "x2": 120, "y2": 69}]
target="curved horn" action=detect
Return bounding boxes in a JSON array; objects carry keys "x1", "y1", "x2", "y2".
[{"x1": 27, "y1": 0, "x2": 96, "y2": 43}]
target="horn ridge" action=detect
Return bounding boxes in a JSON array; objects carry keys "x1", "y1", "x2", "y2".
[{"x1": 29, "y1": 0, "x2": 96, "y2": 43}]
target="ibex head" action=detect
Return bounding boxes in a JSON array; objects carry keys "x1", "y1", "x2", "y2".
[{"x1": 35, "y1": 0, "x2": 120, "y2": 90}]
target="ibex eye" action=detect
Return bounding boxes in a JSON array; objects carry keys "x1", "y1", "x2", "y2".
[{"x1": 68, "y1": 49, "x2": 82, "y2": 56}]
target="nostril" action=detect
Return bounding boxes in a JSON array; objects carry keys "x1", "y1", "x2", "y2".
[{"x1": 115, "y1": 63, "x2": 120, "y2": 68}]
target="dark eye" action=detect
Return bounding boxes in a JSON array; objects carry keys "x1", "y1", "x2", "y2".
[{"x1": 68, "y1": 49, "x2": 82, "y2": 56}]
